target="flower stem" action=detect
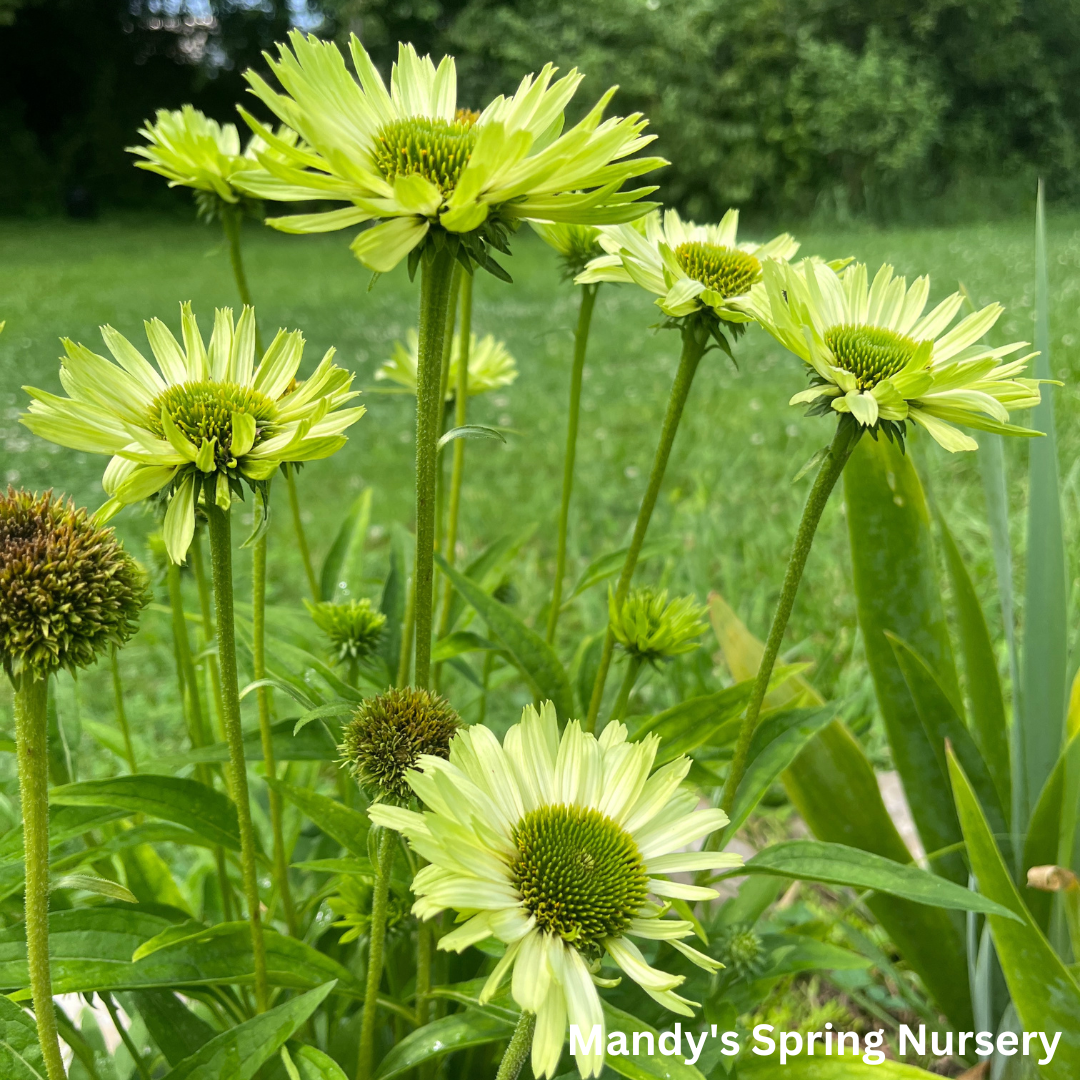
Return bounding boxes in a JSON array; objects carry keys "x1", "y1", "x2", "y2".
[
  {"x1": 191, "y1": 532, "x2": 226, "y2": 741},
  {"x1": 397, "y1": 571, "x2": 416, "y2": 688},
  {"x1": 205, "y1": 504, "x2": 269, "y2": 1012},
  {"x1": 416, "y1": 919, "x2": 433, "y2": 1028},
  {"x1": 608, "y1": 655, "x2": 643, "y2": 725},
  {"x1": 358, "y1": 826, "x2": 396, "y2": 1080},
  {"x1": 494, "y1": 1011, "x2": 536, "y2": 1080},
  {"x1": 14, "y1": 675, "x2": 66, "y2": 1080},
  {"x1": 585, "y1": 320, "x2": 709, "y2": 731},
  {"x1": 102, "y1": 993, "x2": 151, "y2": 1080},
  {"x1": 166, "y1": 563, "x2": 208, "y2": 753},
  {"x1": 285, "y1": 466, "x2": 319, "y2": 601},
  {"x1": 720, "y1": 419, "x2": 862, "y2": 812},
  {"x1": 413, "y1": 246, "x2": 458, "y2": 689},
  {"x1": 252, "y1": 528, "x2": 298, "y2": 937},
  {"x1": 434, "y1": 271, "x2": 474, "y2": 692},
  {"x1": 547, "y1": 283, "x2": 598, "y2": 644},
  {"x1": 110, "y1": 647, "x2": 137, "y2": 773}
]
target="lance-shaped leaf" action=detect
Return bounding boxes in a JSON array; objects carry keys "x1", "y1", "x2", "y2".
[
  {"x1": 0, "y1": 994, "x2": 46, "y2": 1079},
  {"x1": 374, "y1": 1010, "x2": 515, "y2": 1079},
  {"x1": 319, "y1": 487, "x2": 371, "y2": 601},
  {"x1": 131, "y1": 990, "x2": 216, "y2": 1067},
  {"x1": 266, "y1": 775, "x2": 369, "y2": 859},
  {"x1": 741, "y1": 1057, "x2": 945, "y2": 1078}
]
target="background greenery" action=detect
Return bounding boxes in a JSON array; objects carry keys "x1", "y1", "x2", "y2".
[{"x1": 3, "y1": 0, "x2": 1080, "y2": 220}]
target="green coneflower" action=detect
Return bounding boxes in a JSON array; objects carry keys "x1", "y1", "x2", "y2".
[
  {"x1": 531, "y1": 221, "x2": 605, "y2": 279},
  {"x1": 609, "y1": 586, "x2": 708, "y2": 666},
  {"x1": 0, "y1": 489, "x2": 148, "y2": 1080},
  {"x1": 377, "y1": 329, "x2": 517, "y2": 399},
  {"x1": 306, "y1": 597, "x2": 386, "y2": 681},
  {"x1": 716, "y1": 923, "x2": 766, "y2": 981}
]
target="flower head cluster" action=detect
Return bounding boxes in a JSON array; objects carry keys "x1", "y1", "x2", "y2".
[
  {"x1": 578, "y1": 208, "x2": 798, "y2": 326},
  {"x1": 22, "y1": 303, "x2": 364, "y2": 562},
  {"x1": 306, "y1": 597, "x2": 386, "y2": 665},
  {"x1": 340, "y1": 687, "x2": 461, "y2": 803},
  {"x1": 609, "y1": 586, "x2": 708, "y2": 665},
  {"x1": 233, "y1": 35, "x2": 665, "y2": 273},
  {"x1": 0, "y1": 490, "x2": 148, "y2": 685},
  {"x1": 746, "y1": 260, "x2": 1043, "y2": 451},
  {"x1": 377, "y1": 329, "x2": 517, "y2": 399},
  {"x1": 370, "y1": 702, "x2": 741, "y2": 1078},
  {"x1": 531, "y1": 221, "x2": 604, "y2": 279}
]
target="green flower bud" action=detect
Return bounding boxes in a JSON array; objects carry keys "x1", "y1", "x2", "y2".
[
  {"x1": 717, "y1": 923, "x2": 767, "y2": 980},
  {"x1": 306, "y1": 598, "x2": 387, "y2": 666},
  {"x1": 608, "y1": 586, "x2": 708, "y2": 665},
  {"x1": 0, "y1": 489, "x2": 149, "y2": 685},
  {"x1": 340, "y1": 687, "x2": 461, "y2": 803}
]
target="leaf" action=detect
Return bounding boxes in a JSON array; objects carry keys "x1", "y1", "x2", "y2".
[
  {"x1": 843, "y1": 436, "x2": 967, "y2": 884},
  {"x1": 632, "y1": 682, "x2": 751, "y2": 765},
  {"x1": 319, "y1": 488, "x2": 371, "y2": 602},
  {"x1": 291, "y1": 857, "x2": 374, "y2": 879},
  {"x1": 1021, "y1": 182, "x2": 1068, "y2": 829},
  {"x1": 157, "y1": 718, "x2": 339, "y2": 768},
  {"x1": 721, "y1": 704, "x2": 841, "y2": 841},
  {"x1": 130, "y1": 990, "x2": 216, "y2": 1067},
  {"x1": 436, "y1": 424, "x2": 506, "y2": 452},
  {"x1": 0, "y1": 994, "x2": 46, "y2": 1079},
  {"x1": 740, "y1": 1059, "x2": 942, "y2": 1079},
  {"x1": 948, "y1": 745, "x2": 1080, "y2": 1074},
  {"x1": 287, "y1": 1044, "x2": 348, "y2": 1080},
  {"x1": 566, "y1": 542, "x2": 669, "y2": 605},
  {"x1": 431, "y1": 630, "x2": 502, "y2": 663},
  {"x1": 755, "y1": 933, "x2": 871, "y2": 979},
  {"x1": 373, "y1": 1010, "x2": 515, "y2": 1079},
  {"x1": 444, "y1": 525, "x2": 536, "y2": 636},
  {"x1": 293, "y1": 701, "x2": 354, "y2": 736},
  {"x1": 161, "y1": 981, "x2": 336, "y2": 1079},
  {"x1": 602, "y1": 1002, "x2": 706, "y2": 1080},
  {"x1": 378, "y1": 526, "x2": 409, "y2": 675},
  {"x1": 51, "y1": 874, "x2": 137, "y2": 903},
  {"x1": 435, "y1": 552, "x2": 573, "y2": 718},
  {"x1": 936, "y1": 513, "x2": 1011, "y2": 818},
  {"x1": 49, "y1": 775, "x2": 241, "y2": 851},
  {"x1": 132, "y1": 920, "x2": 212, "y2": 963},
  {"x1": 727, "y1": 840, "x2": 1019, "y2": 920},
  {"x1": 266, "y1": 776, "x2": 369, "y2": 859}
]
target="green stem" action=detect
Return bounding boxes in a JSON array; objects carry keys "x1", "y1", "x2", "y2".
[
  {"x1": 285, "y1": 466, "x2": 319, "y2": 601},
  {"x1": 14, "y1": 676, "x2": 66, "y2": 1080},
  {"x1": 109, "y1": 648, "x2": 137, "y2": 773},
  {"x1": 494, "y1": 1011, "x2": 536, "y2": 1080},
  {"x1": 434, "y1": 272, "x2": 474, "y2": 692},
  {"x1": 720, "y1": 419, "x2": 862, "y2": 812},
  {"x1": 397, "y1": 571, "x2": 416, "y2": 688},
  {"x1": 102, "y1": 993, "x2": 151, "y2": 1080},
  {"x1": 547, "y1": 283, "x2": 598, "y2": 644},
  {"x1": 434, "y1": 265, "x2": 464, "y2": 562},
  {"x1": 205, "y1": 505, "x2": 269, "y2": 1012},
  {"x1": 416, "y1": 918, "x2": 433, "y2": 1028},
  {"x1": 166, "y1": 563, "x2": 207, "y2": 753},
  {"x1": 253, "y1": 529, "x2": 298, "y2": 937},
  {"x1": 358, "y1": 827, "x2": 396, "y2": 1080},
  {"x1": 585, "y1": 320, "x2": 710, "y2": 731},
  {"x1": 413, "y1": 246, "x2": 458, "y2": 689},
  {"x1": 608, "y1": 655, "x2": 643, "y2": 725},
  {"x1": 191, "y1": 533, "x2": 226, "y2": 742}
]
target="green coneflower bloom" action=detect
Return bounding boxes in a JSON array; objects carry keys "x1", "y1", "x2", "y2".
[
  {"x1": 745, "y1": 260, "x2": 1043, "y2": 450},
  {"x1": 577, "y1": 208, "x2": 798, "y2": 325},
  {"x1": 0, "y1": 489, "x2": 148, "y2": 683},
  {"x1": 377, "y1": 328, "x2": 517, "y2": 398},
  {"x1": 232, "y1": 34, "x2": 666, "y2": 273},
  {"x1": 716, "y1": 923, "x2": 766, "y2": 981},
  {"x1": 608, "y1": 586, "x2": 708, "y2": 665},
  {"x1": 306, "y1": 597, "x2": 386, "y2": 666},
  {"x1": 21, "y1": 302, "x2": 364, "y2": 562},
  {"x1": 370, "y1": 702, "x2": 741, "y2": 1079},
  {"x1": 530, "y1": 221, "x2": 604, "y2": 279},
  {"x1": 340, "y1": 686, "x2": 461, "y2": 803}
]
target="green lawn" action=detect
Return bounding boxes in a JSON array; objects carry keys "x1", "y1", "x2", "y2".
[{"x1": 0, "y1": 211, "x2": 1076, "y2": 769}]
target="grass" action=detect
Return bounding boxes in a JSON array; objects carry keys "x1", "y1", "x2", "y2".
[{"x1": 0, "y1": 209, "x2": 1077, "y2": 785}]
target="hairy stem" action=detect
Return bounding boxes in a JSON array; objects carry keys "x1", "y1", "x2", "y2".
[
  {"x1": 358, "y1": 827, "x2": 396, "y2": 1080},
  {"x1": 205, "y1": 505, "x2": 269, "y2": 1012},
  {"x1": 15, "y1": 676, "x2": 66, "y2": 1080},
  {"x1": 585, "y1": 321, "x2": 709, "y2": 731},
  {"x1": 494, "y1": 1011, "x2": 536, "y2": 1080},
  {"x1": 608, "y1": 654, "x2": 643, "y2": 725},
  {"x1": 720, "y1": 419, "x2": 862, "y2": 811},
  {"x1": 190, "y1": 533, "x2": 226, "y2": 741},
  {"x1": 285, "y1": 466, "x2": 319, "y2": 601},
  {"x1": 166, "y1": 562, "x2": 208, "y2": 753},
  {"x1": 413, "y1": 247, "x2": 457, "y2": 689},
  {"x1": 397, "y1": 570, "x2": 416, "y2": 688},
  {"x1": 547, "y1": 283, "x2": 598, "y2": 644},
  {"x1": 434, "y1": 264, "x2": 463, "y2": 562},
  {"x1": 109, "y1": 648, "x2": 137, "y2": 773}
]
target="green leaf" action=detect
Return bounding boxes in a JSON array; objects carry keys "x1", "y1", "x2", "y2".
[
  {"x1": 740, "y1": 1058, "x2": 942, "y2": 1079},
  {"x1": 49, "y1": 775, "x2": 240, "y2": 851},
  {"x1": 436, "y1": 424, "x2": 507, "y2": 452},
  {"x1": 162, "y1": 981, "x2": 336, "y2": 1079},
  {"x1": 843, "y1": 436, "x2": 966, "y2": 884},
  {"x1": 286, "y1": 1044, "x2": 348, "y2": 1080},
  {"x1": 266, "y1": 776, "x2": 369, "y2": 859},
  {"x1": 948, "y1": 745, "x2": 1080, "y2": 1073},
  {"x1": 291, "y1": 857, "x2": 374, "y2": 879},
  {"x1": 566, "y1": 542, "x2": 669, "y2": 606},
  {"x1": 431, "y1": 630, "x2": 501, "y2": 663},
  {"x1": 722, "y1": 704, "x2": 841, "y2": 841},
  {"x1": 755, "y1": 933, "x2": 871, "y2": 979},
  {"x1": 132, "y1": 920, "x2": 212, "y2": 963},
  {"x1": 444, "y1": 526, "x2": 535, "y2": 635},
  {"x1": 0, "y1": 994, "x2": 46, "y2": 1079},
  {"x1": 157, "y1": 718, "x2": 339, "y2": 768},
  {"x1": 727, "y1": 840, "x2": 1020, "y2": 919},
  {"x1": 435, "y1": 552, "x2": 573, "y2": 718},
  {"x1": 319, "y1": 488, "x2": 371, "y2": 602},
  {"x1": 632, "y1": 683, "x2": 751, "y2": 765},
  {"x1": 373, "y1": 1010, "x2": 515, "y2": 1079},
  {"x1": 1021, "y1": 182, "x2": 1068, "y2": 828},
  {"x1": 936, "y1": 513, "x2": 1011, "y2": 817},
  {"x1": 378, "y1": 525, "x2": 409, "y2": 675},
  {"x1": 130, "y1": 990, "x2": 216, "y2": 1067},
  {"x1": 51, "y1": 874, "x2": 137, "y2": 903},
  {"x1": 602, "y1": 1002, "x2": 706, "y2": 1080}
]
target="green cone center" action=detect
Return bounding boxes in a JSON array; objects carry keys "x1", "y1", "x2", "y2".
[
  {"x1": 824, "y1": 324, "x2": 919, "y2": 389},
  {"x1": 373, "y1": 116, "x2": 478, "y2": 196},
  {"x1": 149, "y1": 381, "x2": 276, "y2": 468},
  {"x1": 675, "y1": 242, "x2": 762, "y2": 298},
  {"x1": 511, "y1": 804, "x2": 648, "y2": 950}
]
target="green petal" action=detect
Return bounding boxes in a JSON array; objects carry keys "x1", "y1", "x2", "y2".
[
  {"x1": 231, "y1": 411, "x2": 257, "y2": 456},
  {"x1": 349, "y1": 217, "x2": 430, "y2": 273},
  {"x1": 163, "y1": 474, "x2": 197, "y2": 563}
]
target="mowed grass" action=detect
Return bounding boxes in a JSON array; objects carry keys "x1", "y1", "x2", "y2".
[{"x1": 0, "y1": 211, "x2": 1077, "y2": 771}]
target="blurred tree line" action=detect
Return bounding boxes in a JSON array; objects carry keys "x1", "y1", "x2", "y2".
[{"x1": 2, "y1": 0, "x2": 1078, "y2": 220}]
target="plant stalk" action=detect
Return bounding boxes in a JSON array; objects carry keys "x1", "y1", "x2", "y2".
[
  {"x1": 412, "y1": 246, "x2": 458, "y2": 689},
  {"x1": 205, "y1": 504, "x2": 269, "y2": 1012},
  {"x1": 14, "y1": 675, "x2": 67, "y2": 1080},
  {"x1": 102, "y1": 994, "x2": 152, "y2": 1080},
  {"x1": 166, "y1": 563, "x2": 208, "y2": 753},
  {"x1": 190, "y1": 532, "x2": 226, "y2": 741},
  {"x1": 585, "y1": 320, "x2": 709, "y2": 730},
  {"x1": 547, "y1": 283, "x2": 598, "y2": 644},
  {"x1": 720, "y1": 419, "x2": 862, "y2": 811},
  {"x1": 434, "y1": 264, "x2": 464, "y2": 561},
  {"x1": 109, "y1": 647, "x2": 137, "y2": 773},
  {"x1": 608, "y1": 655, "x2": 643, "y2": 725},
  {"x1": 358, "y1": 827, "x2": 396, "y2": 1080},
  {"x1": 494, "y1": 1011, "x2": 536, "y2": 1080},
  {"x1": 397, "y1": 571, "x2": 416, "y2": 688},
  {"x1": 285, "y1": 466, "x2": 319, "y2": 601}
]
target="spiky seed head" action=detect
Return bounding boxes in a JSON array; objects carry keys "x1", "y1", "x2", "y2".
[
  {"x1": 372, "y1": 116, "x2": 479, "y2": 195},
  {"x1": 0, "y1": 489, "x2": 149, "y2": 685},
  {"x1": 608, "y1": 586, "x2": 708, "y2": 664},
  {"x1": 675, "y1": 242, "x2": 762, "y2": 298},
  {"x1": 306, "y1": 598, "x2": 386, "y2": 664},
  {"x1": 340, "y1": 687, "x2": 461, "y2": 802},
  {"x1": 824, "y1": 324, "x2": 919, "y2": 390},
  {"x1": 718, "y1": 923, "x2": 766, "y2": 980}
]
